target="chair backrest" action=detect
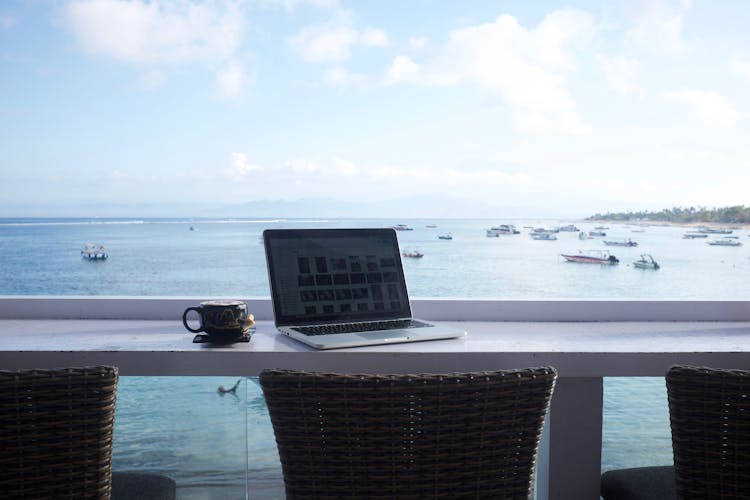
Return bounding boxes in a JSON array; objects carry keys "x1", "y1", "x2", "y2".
[
  {"x1": 0, "y1": 366, "x2": 119, "y2": 499},
  {"x1": 667, "y1": 365, "x2": 750, "y2": 499},
  {"x1": 260, "y1": 367, "x2": 557, "y2": 499}
]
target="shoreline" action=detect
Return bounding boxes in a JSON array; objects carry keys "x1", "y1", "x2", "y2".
[{"x1": 587, "y1": 220, "x2": 749, "y2": 231}]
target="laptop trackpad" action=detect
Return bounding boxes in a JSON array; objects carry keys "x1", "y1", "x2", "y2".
[{"x1": 357, "y1": 331, "x2": 408, "y2": 341}]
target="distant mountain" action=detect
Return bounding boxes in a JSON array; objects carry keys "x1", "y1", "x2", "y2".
[
  {"x1": 226, "y1": 196, "x2": 506, "y2": 219},
  {"x1": 0, "y1": 195, "x2": 590, "y2": 219},
  {"x1": 206, "y1": 195, "x2": 588, "y2": 219}
]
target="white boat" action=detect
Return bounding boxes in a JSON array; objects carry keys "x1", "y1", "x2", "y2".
[
  {"x1": 81, "y1": 243, "x2": 108, "y2": 261},
  {"x1": 589, "y1": 230, "x2": 607, "y2": 237},
  {"x1": 437, "y1": 233, "x2": 453, "y2": 240},
  {"x1": 683, "y1": 232, "x2": 707, "y2": 239},
  {"x1": 558, "y1": 224, "x2": 580, "y2": 232},
  {"x1": 486, "y1": 224, "x2": 520, "y2": 237},
  {"x1": 561, "y1": 250, "x2": 619, "y2": 265},
  {"x1": 707, "y1": 237, "x2": 742, "y2": 247},
  {"x1": 603, "y1": 238, "x2": 638, "y2": 247},
  {"x1": 633, "y1": 254, "x2": 660, "y2": 270},
  {"x1": 697, "y1": 226, "x2": 733, "y2": 234},
  {"x1": 402, "y1": 250, "x2": 424, "y2": 258},
  {"x1": 579, "y1": 231, "x2": 593, "y2": 240},
  {"x1": 531, "y1": 232, "x2": 557, "y2": 241},
  {"x1": 393, "y1": 224, "x2": 413, "y2": 231}
]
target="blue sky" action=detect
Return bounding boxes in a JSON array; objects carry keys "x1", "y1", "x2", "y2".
[{"x1": 1, "y1": 0, "x2": 749, "y2": 217}]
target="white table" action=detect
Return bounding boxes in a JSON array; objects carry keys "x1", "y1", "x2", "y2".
[{"x1": 2, "y1": 317, "x2": 750, "y2": 500}]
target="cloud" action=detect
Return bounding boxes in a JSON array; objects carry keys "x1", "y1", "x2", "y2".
[
  {"x1": 359, "y1": 28, "x2": 388, "y2": 47},
  {"x1": 217, "y1": 60, "x2": 247, "y2": 98},
  {"x1": 661, "y1": 89, "x2": 743, "y2": 127},
  {"x1": 225, "y1": 153, "x2": 538, "y2": 204},
  {"x1": 384, "y1": 9, "x2": 596, "y2": 134},
  {"x1": 259, "y1": 0, "x2": 339, "y2": 12},
  {"x1": 332, "y1": 158, "x2": 357, "y2": 176},
  {"x1": 64, "y1": 0, "x2": 243, "y2": 64},
  {"x1": 597, "y1": 54, "x2": 642, "y2": 95},
  {"x1": 288, "y1": 10, "x2": 389, "y2": 63},
  {"x1": 226, "y1": 152, "x2": 260, "y2": 179},
  {"x1": 626, "y1": 1, "x2": 688, "y2": 54},
  {"x1": 730, "y1": 55, "x2": 750, "y2": 81},
  {"x1": 408, "y1": 36, "x2": 428, "y2": 52},
  {"x1": 324, "y1": 67, "x2": 366, "y2": 86},
  {"x1": 384, "y1": 55, "x2": 420, "y2": 84}
]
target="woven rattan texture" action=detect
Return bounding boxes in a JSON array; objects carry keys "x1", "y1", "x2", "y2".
[
  {"x1": 0, "y1": 366, "x2": 118, "y2": 500},
  {"x1": 667, "y1": 365, "x2": 750, "y2": 500},
  {"x1": 260, "y1": 367, "x2": 557, "y2": 500}
]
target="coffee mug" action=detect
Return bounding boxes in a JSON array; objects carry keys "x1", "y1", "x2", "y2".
[{"x1": 182, "y1": 300, "x2": 254, "y2": 337}]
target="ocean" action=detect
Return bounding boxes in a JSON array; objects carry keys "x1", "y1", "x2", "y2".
[{"x1": 1, "y1": 217, "x2": 748, "y2": 498}]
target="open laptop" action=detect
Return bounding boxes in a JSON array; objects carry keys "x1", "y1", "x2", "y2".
[{"x1": 263, "y1": 228, "x2": 466, "y2": 349}]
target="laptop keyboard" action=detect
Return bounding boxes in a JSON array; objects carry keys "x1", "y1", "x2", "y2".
[{"x1": 295, "y1": 319, "x2": 431, "y2": 336}]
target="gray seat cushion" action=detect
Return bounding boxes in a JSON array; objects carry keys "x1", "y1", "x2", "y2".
[
  {"x1": 600, "y1": 466, "x2": 676, "y2": 500},
  {"x1": 112, "y1": 472, "x2": 176, "y2": 500}
]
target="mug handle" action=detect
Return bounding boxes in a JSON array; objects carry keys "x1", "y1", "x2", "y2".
[{"x1": 182, "y1": 307, "x2": 204, "y2": 333}]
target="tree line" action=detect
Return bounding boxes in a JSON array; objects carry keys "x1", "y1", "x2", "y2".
[{"x1": 587, "y1": 205, "x2": 750, "y2": 224}]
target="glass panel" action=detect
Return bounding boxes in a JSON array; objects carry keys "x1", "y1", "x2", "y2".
[
  {"x1": 601, "y1": 377, "x2": 673, "y2": 472},
  {"x1": 113, "y1": 376, "x2": 255, "y2": 499},
  {"x1": 247, "y1": 377, "x2": 284, "y2": 498}
]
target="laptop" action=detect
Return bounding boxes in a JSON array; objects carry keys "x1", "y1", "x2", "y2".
[{"x1": 263, "y1": 228, "x2": 467, "y2": 349}]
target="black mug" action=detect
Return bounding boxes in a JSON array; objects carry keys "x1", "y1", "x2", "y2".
[{"x1": 182, "y1": 300, "x2": 254, "y2": 337}]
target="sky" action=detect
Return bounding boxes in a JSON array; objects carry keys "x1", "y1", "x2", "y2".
[{"x1": 1, "y1": 0, "x2": 749, "y2": 218}]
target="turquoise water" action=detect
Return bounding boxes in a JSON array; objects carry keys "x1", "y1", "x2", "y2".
[
  {"x1": 1, "y1": 218, "x2": 746, "y2": 497},
  {"x1": 1, "y1": 217, "x2": 748, "y2": 298}
]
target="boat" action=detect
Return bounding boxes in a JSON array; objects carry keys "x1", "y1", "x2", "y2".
[
  {"x1": 425, "y1": 224, "x2": 437, "y2": 228},
  {"x1": 683, "y1": 232, "x2": 707, "y2": 239},
  {"x1": 486, "y1": 224, "x2": 520, "y2": 237},
  {"x1": 603, "y1": 238, "x2": 638, "y2": 247},
  {"x1": 633, "y1": 254, "x2": 660, "y2": 270},
  {"x1": 531, "y1": 232, "x2": 557, "y2": 241},
  {"x1": 696, "y1": 226, "x2": 733, "y2": 234},
  {"x1": 81, "y1": 243, "x2": 108, "y2": 261},
  {"x1": 561, "y1": 250, "x2": 619, "y2": 265},
  {"x1": 589, "y1": 230, "x2": 607, "y2": 237},
  {"x1": 393, "y1": 224, "x2": 413, "y2": 231},
  {"x1": 557, "y1": 224, "x2": 580, "y2": 232},
  {"x1": 402, "y1": 250, "x2": 424, "y2": 258},
  {"x1": 707, "y1": 237, "x2": 742, "y2": 246},
  {"x1": 189, "y1": 225, "x2": 196, "y2": 231},
  {"x1": 578, "y1": 231, "x2": 593, "y2": 240},
  {"x1": 437, "y1": 233, "x2": 453, "y2": 240}
]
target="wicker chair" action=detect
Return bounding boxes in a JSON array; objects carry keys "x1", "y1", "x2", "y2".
[
  {"x1": 260, "y1": 366, "x2": 557, "y2": 499},
  {"x1": 668, "y1": 365, "x2": 750, "y2": 499},
  {"x1": 0, "y1": 366, "x2": 176, "y2": 500},
  {"x1": 601, "y1": 365, "x2": 750, "y2": 500},
  {"x1": 0, "y1": 366, "x2": 119, "y2": 499}
]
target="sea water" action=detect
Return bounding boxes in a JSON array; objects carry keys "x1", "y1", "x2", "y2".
[{"x1": 1, "y1": 217, "x2": 748, "y2": 498}]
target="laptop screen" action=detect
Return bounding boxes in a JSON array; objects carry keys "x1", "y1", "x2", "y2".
[{"x1": 264, "y1": 228, "x2": 413, "y2": 326}]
